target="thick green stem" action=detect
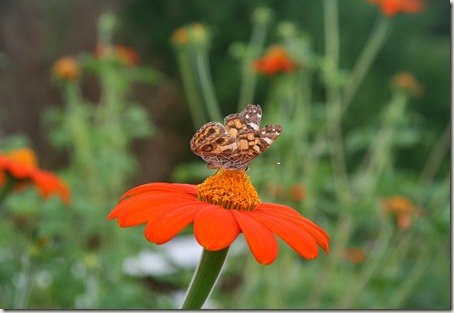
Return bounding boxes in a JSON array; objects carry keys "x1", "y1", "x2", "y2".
[{"x1": 180, "y1": 247, "x2": 229, "y2": 309}]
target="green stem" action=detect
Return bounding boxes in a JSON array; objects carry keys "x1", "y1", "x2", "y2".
[
  {"x1": 341, "y1": 16, "x2": 392, "y2": 112},
  {"x1": 195, "y1": 50, "x2": 222, "y2": 122},
  {"x1": 419, "y1": 123, "x2": 450, "y2": 183},
  {"x1": 180, "y1": 247, "x2": 229, "y2": 309},
  {"x1": 176, "y1": 49, "x2": 207, "y2": 129},
  {"x1": 323, "y1": 0, "x2": 351, "y2": 205},
  {"x1": 0, "y1": 176, "x2": 15, "y2": 206},
  {"x1": 238, "y1": 8, "x2": 270, "y2": 110},
  {"x1": 338, "y1": 222, "x2": 394, "y2": 308}
]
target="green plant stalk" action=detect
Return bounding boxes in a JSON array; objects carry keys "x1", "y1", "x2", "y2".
[
  {"x1": 338, "y1": 222, "x2": 394, "y2": 308},
  {"x1": 176, "y1": 49, "x2": 207, "y2": 129},
  {"x1": 323, "y1": 0, "x2": 351, "y2": 205},
  {"x1": 12, "y1": 253, "x2": 33, "y2": 308},
  {"x1": 0, "y1": 176, "x2": 15, "y2": 206},
  {"x1": 341, "y1": 16, "x2": 392, "y2": 113},
  {"x1": 238, "y1": 12, "x2": 269, "y2": 110},
  {"x1": 180, "y1": 247, "x2": 229, "y2": 309},
  {"x1": 194, "y1": 49, "x2": 223, "y2": 122},
  {"x1": 419, "y1": 123, "x2": 450, "y2": 183},
  {"x1": 358, "y1": 92, "x2": 407, "y2": 201},
  {"x1": 65, "y1": 83, "x2": 94, "y2": 171},
  {"x1": 388, "y1": 252, "x2": 431, "y2": 308}
]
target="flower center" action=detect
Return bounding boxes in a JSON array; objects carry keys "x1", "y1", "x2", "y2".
[{"x1": 197, "y1": 168, "x2": 260, "y2": 211}]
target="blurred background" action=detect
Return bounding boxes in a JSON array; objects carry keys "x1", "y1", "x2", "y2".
[{"x1": 0, "y1": 0, "x2": 450, "y2": 309}]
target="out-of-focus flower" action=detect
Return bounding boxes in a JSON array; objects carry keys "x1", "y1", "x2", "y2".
[
  {"x1": 95, "y1": 44, "x2": 139, "y2": 66},
  {"x1": 290, "y1": 184, "x2": 306, "y2": 201},
  {"x1": 52, "y1": 56, "x2": 80, "y2": 81},
  {"x1": 108, "y1": 168, "x2": 329, "y2": 265},
  {"x1": 171, "y1": 27, "x2": 189, "y2": 45},
  {"x1": 0, "y1": 148, "x2": 70, "y2": 205},
  {"x1": 171, "y1": 23, "x2": 209, "y2": 47},
  {"x1": 253, "y1": 45, "x2": 298, "y2": 76},
  {"x1": 381, "y1": 195, "x2": 420, "y2": 230},
  {"x1": 343, "y1": 247, "x2": 366, "y2": 264},
  {"x1": 367, "y1": 0, "x2": 425, "y2": 17},
  {"x1": 392, "y1": 71, "x2": 424, "y2": 97}
]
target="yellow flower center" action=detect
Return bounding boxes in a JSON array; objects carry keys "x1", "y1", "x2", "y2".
[
  {"x1": 197, "y1": 168, "x2": 260, "y2": 211},
  {"x1": 7, "y1": 148, "x2": 38, "y2": 169}
]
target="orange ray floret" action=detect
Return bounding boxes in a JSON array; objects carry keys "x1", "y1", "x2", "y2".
[
  {"x1": 108, "y1": 169, "x2": 330, "y2": 265},
  {"x1": 0, "y1": 148, "x2": 70, "y2": 205},
  {"x1": 367, "y1": 0, "x2": 425, "y2": 17},
  {"x1": 253, "y1": 46, "x2": 298, "y2": 77}
]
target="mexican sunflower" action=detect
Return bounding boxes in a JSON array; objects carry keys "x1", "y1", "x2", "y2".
[
  {"x1": 108, "y1": 168, "x2": 329, "y2": 265},
  {"x1": 0, "y1": 148, "x2": 70, "y2": 205},
  {"x1": 367, "y1": 0, "x2": 425, "y2": 17},
  {"x1": 253, "y1": 46, "x2": 298, "y2": 77}
]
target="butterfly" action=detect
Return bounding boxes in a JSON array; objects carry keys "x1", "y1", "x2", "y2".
[{"x1": 190, "y1": 104, "x2": 282, "y2": 171}]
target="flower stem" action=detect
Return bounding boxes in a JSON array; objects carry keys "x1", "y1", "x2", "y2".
[
  {"x1": 180, "y1": 247, "x2": 229, "y2": 309},
  {"x1": 341, "y1": 15, "x2": 392, "y2": 112},
  {"x1": 195, "y1": 50, "x2": 222, "y2": 122},
  {"x1": 0, "y1": 176, "x2": 15, "y2": 206}
]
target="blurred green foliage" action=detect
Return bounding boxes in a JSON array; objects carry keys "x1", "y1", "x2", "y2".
[{"x1": 0, "y1": 0, "x2": 450, "y2": 310}]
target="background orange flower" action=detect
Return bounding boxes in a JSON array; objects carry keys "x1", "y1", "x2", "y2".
[
  {"x1": 368, "y1": 0, "x2": 425, "y2": 16},
  {"x1": 253, "y1": 46, "x2": 298, "y2": 76},
  {"x1": 0, "y1": 148, "x2": 70, "y2": 205}
]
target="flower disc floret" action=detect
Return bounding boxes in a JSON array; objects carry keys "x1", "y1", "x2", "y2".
[{"x1": 197, "y1": 169, "x2": 260, "y2": 211}]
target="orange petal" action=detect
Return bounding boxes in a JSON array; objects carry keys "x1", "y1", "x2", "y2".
[
  {"x1": 232, "y1": 210, "x2": 278, "y2": 265},
  {"x1": 111, "y1": 195, "x2": 195, "y2": 226},
  {"x1": 120, "y1": 183, "x2": 196, "y2": 201},
  {"x1": 250, "y1": 210, "x2": 320, "y2": 259},
  {"x1": 194, "y1": 206, "x2": 240, "y2": 251},
  {"x1": 144, "y1": 203, "x2": 205, "y2": 244},
  {"x1": 257, "y1": 204, "x2": 330, "y2": 253}
]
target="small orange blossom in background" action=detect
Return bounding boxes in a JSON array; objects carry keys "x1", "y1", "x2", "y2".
[
  {"x1": 95, "y1": 44, "x2": 139, "y2": 66},
  {"x1": 108, "y1": 168, "x2": 329, "y2": 265},
  {"x1": 253, "y1": 45, "x2": 298, "y2": 77},
  {"x1": 381, "y1": 195, "x2": 421, "y2": 230},
  {"x1": 392, "y1": 71, "x2": 424, "y2": 97},
  {"x1": 0, "y1": 148, "x2": 70, "y2": 205},
  {"x1": 52, "y1": 56, "x2": 81, "y2": 81},
  {"x1": 367, "y1": 0, "x2": 425, "y2": 17}
]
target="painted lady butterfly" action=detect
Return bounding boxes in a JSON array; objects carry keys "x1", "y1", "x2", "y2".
[{"x1": 190, "y1": 104, "x2": 282, "y2": 171}]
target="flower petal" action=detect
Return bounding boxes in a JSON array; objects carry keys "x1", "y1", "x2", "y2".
[
  {"x1": 144, "y1": 203, "x2": 206, "y2": 244},
  {"x1": 250, "y1": 209, "x2": 320, "y2": 259},
  {"x1": 120, "y1": 183, "x2": 196, "y2": 201},
  {"x1": 232, "y1": 210, "x2": 278, "y2": 265},
  {"x1": 110, "y1": 193, "x2": 196, "y2": 226},
  {"x1": 258, "y1": 203, "x2": 330, "y2": 253},
  {"x1": 194, "y1": 206, "x2": 240, "y2": 251}
]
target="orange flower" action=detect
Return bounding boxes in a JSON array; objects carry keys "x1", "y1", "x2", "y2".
[
  {"x1": 108, "y1": 169, "x2": 329, "y2": 265},
  {"x1": 381, "y1": 195, "x2": 419, "y2": 230},
  {"x1": 343, "y1": 247, "x2": 366, "y2": 264},
  {"x1": 392, "y1": 71, "x2": 424, "y2": 97},
  {"x1": 367, "y1": 0, "x2": 425, "y2": 17},
  {"x1": 0, "y1": 148, "x2": 70, "y2": 205},
  {"x1": 52, "y1": 56, "x2": 80, "y2": 81},
  {"x1": 253, "y1": 46, "x2": 298, "y2": 76},
  {"x1": 95, "y1": 44, "x2": 139, "y2": 66},
  {"x1": 290, "y1": 184, "x2": 306, "y2": 201}
]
